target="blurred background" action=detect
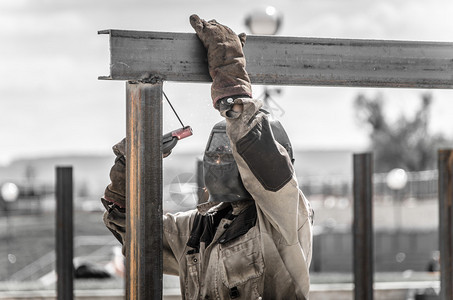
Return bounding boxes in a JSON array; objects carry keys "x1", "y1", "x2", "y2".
[{"x1": 0, "y1": 0, "x2": 452, "y2": 299}]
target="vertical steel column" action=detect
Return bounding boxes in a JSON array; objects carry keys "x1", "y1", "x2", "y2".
[
  {"x1": 55, "y1": 166, "x2": 73, "y2": 300},
  {"x1": 353, "y1": 153, "x2": 373, "y2": 300},
  {"x1": 439, "y1": 149, "x2": 453, "y2": 300},
  {"x1": 126, "y1": 81, "x2": 163, "y2": 300}
]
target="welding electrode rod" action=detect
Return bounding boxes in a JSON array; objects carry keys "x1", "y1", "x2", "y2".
[{"x1": 163, "y1": 91, "x2": 185, "y2": 128}]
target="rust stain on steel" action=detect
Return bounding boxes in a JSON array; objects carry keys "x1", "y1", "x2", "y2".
[
  {"x1": 126, "y1": 82, "x2": 164, "y2": 298},
  {"x1": 127, "y1": 83, "x2": 139, "y2": 299}
]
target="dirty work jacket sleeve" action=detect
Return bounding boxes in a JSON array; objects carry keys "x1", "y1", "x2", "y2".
[{"x1": 221, "y1": 98, "x2": 312, "y2": 248}]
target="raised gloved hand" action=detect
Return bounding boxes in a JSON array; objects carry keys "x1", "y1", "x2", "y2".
[{"x1": 190, "y1": 14, "x2": 252, "y2": 109}]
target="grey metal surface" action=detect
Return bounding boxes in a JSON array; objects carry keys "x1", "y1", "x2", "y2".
[
  {"x1": 55, "y1": 166, "x2": 74, "y2": 300},
  {"x1": 353, "y1": 153, "x2": 374, "y2": 300},
  {"x1": 126, "y1": 81, "x2": 163, "y2": 299},
  {"x1": 438, "y1": 149, "x2": 453, "y2": 300},
  {"x1": 99, "y1": 30, "x2": 453, "y2": 89}
]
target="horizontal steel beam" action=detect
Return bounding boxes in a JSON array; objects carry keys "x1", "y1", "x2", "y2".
[{"x1": 99, "y1": 29, "x2": 453, "y2": 89}]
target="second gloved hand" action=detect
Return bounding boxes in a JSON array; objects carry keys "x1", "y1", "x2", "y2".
[{"x1": 103, "y1": 139, "x2": 127, "y2": 208}]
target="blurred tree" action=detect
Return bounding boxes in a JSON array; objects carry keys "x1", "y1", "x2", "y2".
[{"x1": 354, "y1": 93, "x2": 449, "y2": 172}]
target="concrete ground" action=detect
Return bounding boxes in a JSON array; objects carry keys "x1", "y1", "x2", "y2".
[{"x1": 0, "y1": 272, "x2": 440, "y2": 300}]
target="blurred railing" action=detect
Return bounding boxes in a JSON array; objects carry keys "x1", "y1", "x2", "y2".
[{"x1": 299, "y1": 169, "x2": 438, "y2": 201}]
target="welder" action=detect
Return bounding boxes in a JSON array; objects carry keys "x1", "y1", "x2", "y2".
[{"x1": 101, "y1": 14, "x2": 313, "y2": 299}]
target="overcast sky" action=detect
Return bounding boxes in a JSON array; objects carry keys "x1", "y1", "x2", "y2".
[{"x1": 1, "y1": 0, "x2": 452, "y2": 165}]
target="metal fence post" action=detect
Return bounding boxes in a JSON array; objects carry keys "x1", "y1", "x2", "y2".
[
  {"x1": 353, "y1": 153, "x2": 373, "y2": 300},
  {"x1": 55, "y1": 166, "x2": 74, "y2": 300},
  {"x1": 439, "y1": 149, "x2": 453, "y2": 300},
  {"x1": 126, "y1": 80, "x2": 163, "y2": 299}
]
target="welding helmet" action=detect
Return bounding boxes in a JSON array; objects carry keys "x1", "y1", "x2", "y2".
[{"x1": 203, "y1": 119, "x2": 294, "y2": 203}]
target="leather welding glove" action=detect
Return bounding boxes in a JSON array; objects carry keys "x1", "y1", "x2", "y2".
[
  {"x1": 103, "y1": 138, "x2": 127, "y2": 208},
  {"x1": 103, "y1": 138, "x2": 172, "y2": 209},
  {"x1": 101, "y1": 139, "x2": 127, "y2": 253},
  {"x1": 102, "y1": 138, "x2": 172, "y2": 254},
  {"x1": 190, "y1": 14, "x2": 252, "y2": 109}
]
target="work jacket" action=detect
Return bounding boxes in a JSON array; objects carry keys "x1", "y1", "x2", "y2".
[{"x1": 103, "y1": 97, "x2": 313, "y2": 299}]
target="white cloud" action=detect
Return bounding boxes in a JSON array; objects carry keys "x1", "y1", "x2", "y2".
[
  {"x1": 0, "y1": 11, "x2": 89, "y2": 36},
  {"x1": 292, "y1": 0, "x2": 452, "y2": 41},
  {"x1": 0, "y1": 0, "x2": 28, "y2": 9}
]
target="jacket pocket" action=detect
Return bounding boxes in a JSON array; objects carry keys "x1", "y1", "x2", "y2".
[
  {"x1": 219, "y1": 235, "x2": 264, "y2": 288},
  {"x1": 184, "y1": 252, "x2": 200, "y2": 299}
]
